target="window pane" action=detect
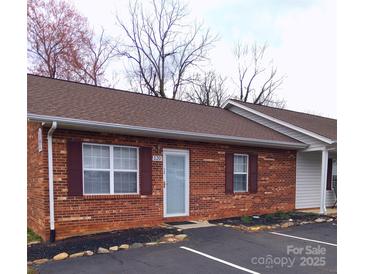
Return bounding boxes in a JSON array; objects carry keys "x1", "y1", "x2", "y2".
[
  {"x1": 234, "y1": 155, "x2": 248, "y2": 173},
  {"x1": 234, "y1": 174, "x2": 247, "y2": 192},
  {"x1": 83, "y1": 145, "x2": 110, "y2": 169},
  {"x1": 84, "y1": 171, "x2": 110, "y2": 194},
  {"x1": 114, "y1": 172, "x2": 137, "y2": 193},
  {"x1": 114, "y1": 147, "x2": 137, "y2": 170},
  {"x1": 234, "y1": 155, "x2": 243, "y2": 172}
]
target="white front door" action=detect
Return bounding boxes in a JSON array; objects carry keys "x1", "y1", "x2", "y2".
[{"x1": 163, "y1": 149, "x2": 189, "y2": 217}]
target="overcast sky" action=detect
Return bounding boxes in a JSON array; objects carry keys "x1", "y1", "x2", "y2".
[{"x1": 67, "y1": 0, "x2": 336, "y2": 118}]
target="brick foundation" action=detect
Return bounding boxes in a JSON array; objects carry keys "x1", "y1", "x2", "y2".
[{"x1": 27, "y1": 122, "x2": 296, "y2": 240}]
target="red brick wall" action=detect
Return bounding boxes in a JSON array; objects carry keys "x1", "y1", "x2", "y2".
[
  {"x1": 27, "y1": 122, "x2": 49, "y2": 240},
  {"x1": 27, "y1": 122, "x2": 296, "y2": 240}
]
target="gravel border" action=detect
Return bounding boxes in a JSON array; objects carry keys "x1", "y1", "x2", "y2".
[
  {"x1": 28, "y1": 226, "x2": 184, "y2": 262},
  {"x1": 209, "y1": 212, "x2": 336, "y2": 232}
]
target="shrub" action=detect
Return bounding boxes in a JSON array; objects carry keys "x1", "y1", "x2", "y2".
[{"x1": 241, "y1": 215, "x2": 253, "y2": 224}]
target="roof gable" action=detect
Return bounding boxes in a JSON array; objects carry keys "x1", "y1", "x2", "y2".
[{"x1": 226, "y1": 99, "x2": 337, "y2": 142}]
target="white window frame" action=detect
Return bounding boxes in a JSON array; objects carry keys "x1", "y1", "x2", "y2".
[
  {"x1": 82, "y1": 143, "x2": 139, "y2": 195},
  {"x1": 233, "y1": 153, "x2": 249, "y2": 193}
]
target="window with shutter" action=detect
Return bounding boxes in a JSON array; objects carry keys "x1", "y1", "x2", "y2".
[
  {"x1": 225, "y1": 153, "x2": 233, "y2": 194},
  {"x1": 248, "y1": 154, "x2": 258, "y2": 194},
  {"x1": 82, "y1": 143, "x2": 139, "y2": 195},
  {"x1": 233, "y1": 154, "x2": 249, "y2": 192},
  {"x1": 140, "y1": 147, "x2": 152, "y2": 195},
  {"x1": 67, "y1": 140, "x2": 83, "y2": 196}
]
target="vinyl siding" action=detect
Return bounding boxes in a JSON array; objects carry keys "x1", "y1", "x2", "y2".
[{"x1": 296, "y1": 151, "x2": 336, "y2": 209}]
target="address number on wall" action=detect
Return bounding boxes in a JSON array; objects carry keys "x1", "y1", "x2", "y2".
[{"x1": 152, "y1": 155, "x2": 163, "y2": 161}]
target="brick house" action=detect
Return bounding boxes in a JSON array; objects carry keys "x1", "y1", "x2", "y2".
[{"x1": 27, "y1": 74, "x2": 337, "y2": 241}]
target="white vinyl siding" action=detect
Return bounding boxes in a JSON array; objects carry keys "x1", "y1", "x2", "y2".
[{"x1": 296, "y1": 151, "x2": 336, "y2": 209}]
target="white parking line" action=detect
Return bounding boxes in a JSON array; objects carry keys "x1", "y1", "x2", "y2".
[
  {"x1": 180, "y1": 246, "x2": 261, "y2": 274},
  {"x1": 269, "y1": 232, "x2": 337, "y2": 247}
]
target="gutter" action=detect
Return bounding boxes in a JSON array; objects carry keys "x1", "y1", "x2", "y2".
[
  {"x1": 28, "y1": 113, "x2": 307, "y2": 149},
  {"x1": 47, "y1": 121, "x2": 57, "y2": 242}
]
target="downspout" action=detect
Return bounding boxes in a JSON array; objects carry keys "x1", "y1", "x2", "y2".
[{"x1": 47, "y1": 121, "x2": 57, "y2": 242}]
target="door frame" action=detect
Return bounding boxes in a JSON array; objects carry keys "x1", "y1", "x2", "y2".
[{"x1": 163, "y1": 148, "x2": 190, "y2": 218}]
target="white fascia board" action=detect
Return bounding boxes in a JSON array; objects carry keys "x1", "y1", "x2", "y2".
[
  {"x1": 223, "y1": 100, "x2": 335, "y2": 144},
  {"x1": 27, "y1": 113, "x2": 307, "y2": 149}
]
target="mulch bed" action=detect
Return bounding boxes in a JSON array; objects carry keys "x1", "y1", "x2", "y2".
[
  {"x1": 209, "y1": 211, "x2": 335, "y2": 227},
  {"x1": 28, "y1": 226, "x2": 179, "y2": 261}
]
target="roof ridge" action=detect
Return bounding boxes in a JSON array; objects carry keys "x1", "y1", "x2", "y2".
[
  {"x1": 27, "y1": 73, "x2": 226, "y2": 111},
  {"x1": 231, "y1": 99, "x2": 336, "y2": 121}
]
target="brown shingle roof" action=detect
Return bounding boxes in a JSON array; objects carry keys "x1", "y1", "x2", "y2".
[
  {"x1": 231, "y1": 99, "x2": 337, "y2": 140},
  {"x1": 27, "y1": 75, "x2": 301, "y2": 144}
]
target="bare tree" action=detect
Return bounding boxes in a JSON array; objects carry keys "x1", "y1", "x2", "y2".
[
  {"x1": 69, "y1": 28, "x2": 117, "y2": 86},
  {"x1": 234, "y1": 42, "x2": 285, "y2": 108},
  {"x1": 116, "y1": 0, "x2": 218, "y2": 99},
  {"x1": 185, "y1": 71, "x2": 228, "y2": 107},
  {"x1": 27, "y1": 0, "x2": 90, "y2": 79}
]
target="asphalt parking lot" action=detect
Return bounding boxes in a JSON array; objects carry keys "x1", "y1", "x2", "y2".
[{"x1": 36, "y1": 222, "x2": 337, "y2": 274}]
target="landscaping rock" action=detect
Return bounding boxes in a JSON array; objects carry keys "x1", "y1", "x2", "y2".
[
  {"x1": 27, "y1": 261, "x2": 33, "y2": 266},
  {"x1": 69, "y1": 252, "x2": 85, "y2": 258},
  {"x1": 327, "y1": 218, "x2": 334, "y2": 222},
  {"x1": 164, "y1": 234, "x2": 175, "y2": 238},
  {"x1": 97, "y1": 247, "x2": 110, "y2": 254},
  {"x1": 33, "y1": 258, "x2": 48, "y2": 265},
  {"x1": 145, "y1": 242, "x2": 158, "y2": 246},
  {"x1": 109, "y1": 246, "x2": 119, "y2": 251},
  {"x1": 166, "y1": 237, "x2": 177, "y2": 242},
  {"x1": 28, "y1": 241, "x2": 41, "y2": 246},
  {"x1": 315, "y1": 218, "x2": 326, "y2": 223},
  {"x1": 53, "y1": 252, "x2": 69, "y2": 261},
  {"x1": 281, "y1": 221, "x2": 294, "y2": 228},
  {"x1": 131, "y1": 243, "x2": 143, "y2": 249},
  {"x1": 119, "y1": 244, "x2": 129, "y2": 250},
  {"x1": 175, "y1": 234, "x2": 188, "y2": 241},
  {"x1": 85, "y1": 250, "x2": 94, "y2": 256},
  {"x1": 248, "y1": 226, "x2": 261, "y2": 231}
]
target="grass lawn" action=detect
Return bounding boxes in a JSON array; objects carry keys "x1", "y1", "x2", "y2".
[
  {"x1": 27, "y1": 228, "x2": 42, "y2": 244},
  {"x1": 27, "y1": 266, "x2": 39, "y2": 274}
]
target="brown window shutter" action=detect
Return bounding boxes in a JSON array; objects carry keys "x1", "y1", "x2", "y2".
[
  {"x1": 326, "y1": 158, "x2": 333, "y2": 190},
  {"x1": 140, "y1": 147, "x2": 152, "y2": 195},
  {"x1": 248, "y1": 154, "x2": 258, "y2": 194},
  {"x1": 67, "y1": 140, "x2": 83, "y2": 196},
  {"x1": 225, "y1": 152, "x2": 234, "y2": 194}
]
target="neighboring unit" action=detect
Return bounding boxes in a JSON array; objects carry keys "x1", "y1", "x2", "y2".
[
  {"x1": 27, "y1": 75, "x2": 337, "y2": 241},
  {"x1": 222, "y1": 100, "x2": 337, "y2": 213}
]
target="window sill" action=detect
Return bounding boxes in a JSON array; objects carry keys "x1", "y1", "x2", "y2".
[
  {"x1": 233, "y1": 191, "x2": 249, "y2": 195},
  {"x1": 82, "y1": 194, "x2": 141, "y2": 200}
]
